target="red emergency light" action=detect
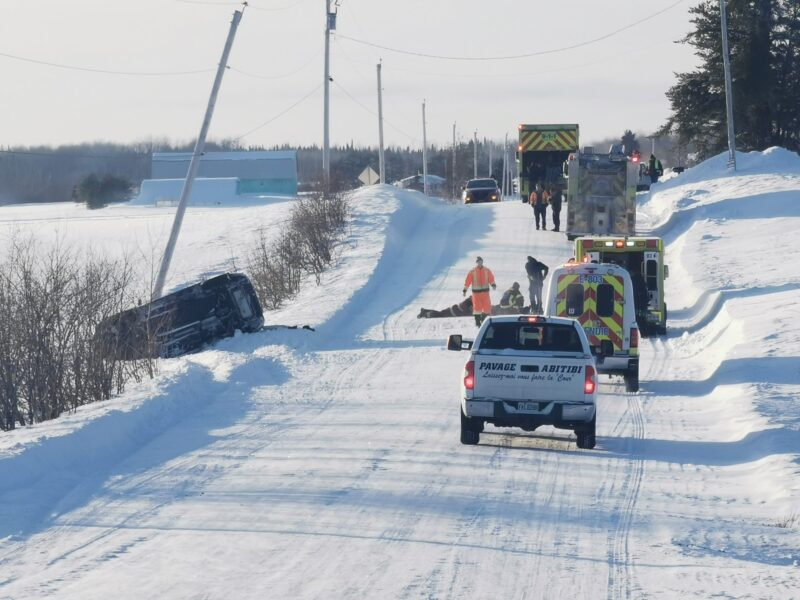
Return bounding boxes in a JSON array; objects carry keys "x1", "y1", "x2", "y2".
[{"x1": 614, "y1": 240, "x2": 625, "y2": 248}]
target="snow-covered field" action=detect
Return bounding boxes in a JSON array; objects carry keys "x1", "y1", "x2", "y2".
[{"x1": 1, "y1": 149, "x2": 799, "y2": 599}]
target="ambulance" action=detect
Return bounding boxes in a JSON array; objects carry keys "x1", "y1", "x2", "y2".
[
  {"x1": 543, "y1": 261, "x2": 640, "y2": 392},
  {"x1": 574, "y1": 236, "x2": 668, "y2": 336}
]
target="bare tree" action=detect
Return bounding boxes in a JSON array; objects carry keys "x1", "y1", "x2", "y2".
[{"x1": 0, "y1": 236, "x2": 156, "y2": 431}]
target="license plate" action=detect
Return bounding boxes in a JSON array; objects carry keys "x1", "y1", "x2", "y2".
[{"x1": 517, "y1": 402, "x2": 539, "y2": 411}]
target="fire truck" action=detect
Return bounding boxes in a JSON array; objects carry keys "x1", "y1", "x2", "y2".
[
  {"x1": 564, "y1": 145, "x2": 638, "y2": 240},
  {"x1": 574, "y1": 236, "x2": 669, "y2": 336},
  {"x1": 516, "y1": 124, "x2": 579, "y2": 203}
]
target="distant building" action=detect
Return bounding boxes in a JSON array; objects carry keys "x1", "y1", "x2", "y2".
[{"x1": 136, "y1": 150, "x2": 297, "y2": 205}]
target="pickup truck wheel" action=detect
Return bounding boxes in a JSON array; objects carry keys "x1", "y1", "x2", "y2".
[
  {"x1": 576, "y1": 416, "x2": 596, "y2": 449},
  {"x1": 460, "y1": 409, "x2": 481, "y2": 445},
  {"x1": 624, "y1": 370, "x2": 640, "y2": 393}
]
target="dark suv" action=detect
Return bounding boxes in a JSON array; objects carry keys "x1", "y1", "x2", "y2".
[
  {"x1": 462, "y1": 178, "x2": 501, "y2": 204},
  {"x1": 97, "y1": 272, "x2": 264, "y2": 359}
]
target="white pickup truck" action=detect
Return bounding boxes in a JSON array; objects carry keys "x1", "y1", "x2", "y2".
[{"x1": 447, "y1": 315, "x2": 598, "y2": 448}]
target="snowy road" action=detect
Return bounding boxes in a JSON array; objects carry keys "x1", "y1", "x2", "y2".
[{"x1": 1, "y1": 149, "x2": 799, "y2": 599}]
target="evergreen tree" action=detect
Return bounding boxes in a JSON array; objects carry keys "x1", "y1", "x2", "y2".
[
  {"x1": 72, "y1": 174, "x2": 133, "y2": 209},
  {"x1": 621, "y1": 130, "x2": 640, "y2": 156}
]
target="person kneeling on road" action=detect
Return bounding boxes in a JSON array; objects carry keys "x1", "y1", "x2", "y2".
[{"x1": 494, "y1": 282, "x2": 525, "y2": 315}]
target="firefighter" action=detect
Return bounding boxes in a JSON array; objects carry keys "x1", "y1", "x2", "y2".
[
  {"x1": 463, "y1": 256, "x2": 496, "y2": 326},
  {"x1": 525, "y1": 255, "x2": 549, "y2": 314},
  {"x1": 529, "y1": 183, "x2": 550, "y2": 230},
  {"x1": 495, "y1": 282, "x2": 525, "y2": 314}
]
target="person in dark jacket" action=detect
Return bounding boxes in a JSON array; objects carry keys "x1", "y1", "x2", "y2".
[
  {"x1": 494, "y1": 282, "x2": 525, "y2": 314},
  {"x1": 417, "y1": 297, "x2": 473, "y2": 318},
  {"x1": 549, "y1": 184, "x2": 563, "y2": 232},
  {"x1": 525, "y1": 256, "x2": 549, "y2": 314}
]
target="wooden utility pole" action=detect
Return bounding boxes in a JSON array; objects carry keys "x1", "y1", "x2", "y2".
[
  {"x1": 422, "y1": 100, "x2": 429, "y2": 196},
  {"x1": 376, "y1": 61, "x2": 386, "y2": 184}
]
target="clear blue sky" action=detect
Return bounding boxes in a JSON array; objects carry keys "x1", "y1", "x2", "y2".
[{"x1": 0, "y1": 0, "x2": 698, "y2": 148}]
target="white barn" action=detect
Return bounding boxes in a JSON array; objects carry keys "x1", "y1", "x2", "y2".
[{"x1": 136, "y1": 150, "x2": 297, "y2": 205}]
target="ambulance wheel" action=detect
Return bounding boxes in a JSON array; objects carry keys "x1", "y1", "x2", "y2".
[
  {"x1": 657, "y1": 305, "x2": 668, "y2": 336},
  {"x1": 460, "y1": 409, "x2": 482, "y2": 445},
  {"x1": 624, "y1": 370, "x2": 640, "y2": 393},
  {"x1": 576, "y1": 416, "x2": 596, "y2": 449}
]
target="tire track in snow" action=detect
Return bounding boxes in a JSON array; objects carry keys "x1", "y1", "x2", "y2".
[
  {"x1": 606, "y1": 393, "x2": 646, "y2": 600},
  {"x1": 605, "y1": 384, "x2": 646, "y2": 600},
  {"x1": 603, "y1": 333, "x2": 669, "y2": 599}
]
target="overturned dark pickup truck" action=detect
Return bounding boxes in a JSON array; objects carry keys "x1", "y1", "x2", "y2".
[{"x1": 97, "y1": 273, "x2": 264, "y2": 359}]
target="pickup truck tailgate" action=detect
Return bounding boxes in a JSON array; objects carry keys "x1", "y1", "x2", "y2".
[{"x1": 473, "y1": 354, "x2": 586, "y2": 402}]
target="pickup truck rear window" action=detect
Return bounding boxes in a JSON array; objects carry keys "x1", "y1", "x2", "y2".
[{"x1": 480, "y1": 322, "x2": 584, "y2": 353}]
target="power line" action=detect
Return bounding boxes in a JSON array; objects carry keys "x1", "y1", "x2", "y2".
[
  {"x1": 236, "y1": 83, "x2": 323, "y2": 140},
  {"x1": 0, "y1": 50, "x2": 213, "y2": 76},
  {"x1": 335, "y1": 37, "x2": 675, "y2": 81},
  {"x1": 332, "y1": 38, "x2": 419, "y2": 141},
  {"x1": 228, "y1": 49, "x2": 321, "y2": 80},
  {"x1": 335, "y1": 0, "x2": 686, "y2": 61},
  {"x1": 176, "y1": 0, "x2": 313, "y2": 10}
]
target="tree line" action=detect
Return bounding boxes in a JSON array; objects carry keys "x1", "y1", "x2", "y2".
[{"x1": 0, "y1": 139, "x2": 514, "y2": 205}]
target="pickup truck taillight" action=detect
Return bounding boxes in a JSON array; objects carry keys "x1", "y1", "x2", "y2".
[
  {"x1": 584, "y1": 365, "x2": 596, "y2": 394},
  {"x1": 630, "y1": 328, "x2": 639, "y2": 349},
  {"x1": 464, "y1": 360, "x2": 475, "y2": 390}
]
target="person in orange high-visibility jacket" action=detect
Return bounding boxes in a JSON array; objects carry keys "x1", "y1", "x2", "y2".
[{"x1": 463, "y1": 256, "x2": 496, "y2": 326}]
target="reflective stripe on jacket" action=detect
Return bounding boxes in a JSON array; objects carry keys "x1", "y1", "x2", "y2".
[{"x1": 464, "y1": 266, "x2": 495, "y2": 293}]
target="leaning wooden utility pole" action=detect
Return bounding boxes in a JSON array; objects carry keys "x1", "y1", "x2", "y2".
[{"x1": 153, "y1": 9, "x2": 243, "y2": 300}]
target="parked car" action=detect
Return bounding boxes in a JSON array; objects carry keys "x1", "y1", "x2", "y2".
[
  {"x1": 462, "y1": 178, "x2": 501, "y2": 204},
  {"x1": 96, "y1": 272, "x2": 264, "y2": 359}
]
